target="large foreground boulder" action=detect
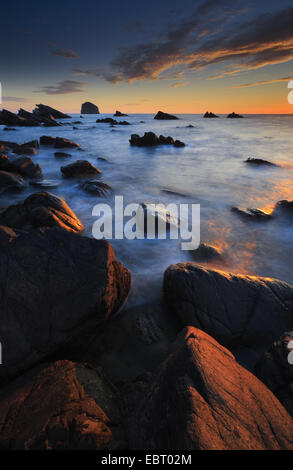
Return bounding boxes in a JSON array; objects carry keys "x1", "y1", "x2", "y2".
[
  {"x1": 0, "y1": 171, "x2": 25, "y2": 194},
  {"x1": 0, "y1": 360, "x2": 126, "y2": 450},
  {"x1": 0, "y1": 192, "x2": 83, "y2": 233},
  {"x1": 164, "y1": 263, "x2": 293, "y2": 368},
  {"x1": 0, "y1": 226, "x2": 131, "y2": 382},
  {"x1": 131, "y1": 327, "x2": 293, "y2": 450},
  {"x1": 81, "y1": 102, "x2": 100, "y2": 114},
  {"x1": 255, "y1": 332, "x2": 293, "y2": 417}
]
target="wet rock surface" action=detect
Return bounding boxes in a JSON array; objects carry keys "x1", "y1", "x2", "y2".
[
  {"x1": 0, "y1": 360, "x2": 126, "y2": 450},
  {"x1": 130, "y1": 327, "x2": 293, "y2": 450},
  {"x1": 61, "y1": 160, "x2": 101, "y2": 178},
  {"x1": 130, "y1": 132, "x2": 185, "y2": 148},
  {"x1": 0, "y1": 226, "x2": 131, "y2": 383},
  {"x1": 255, "y1": 332, "x2": 293, "y2": 417},
  {"x1": 0, "y1": 191, "x2": 84, "y2": 232},
  {"x1": 80, "y1": 180, "x2": 111, "y2": 196},
  {"x1": 164, "y1": 263, "x2": 293, "y2": 369}
]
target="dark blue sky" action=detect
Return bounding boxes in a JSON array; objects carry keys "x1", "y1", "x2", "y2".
[{"x1": 1, "y1": 0, "x2": 293, "y2": 113}]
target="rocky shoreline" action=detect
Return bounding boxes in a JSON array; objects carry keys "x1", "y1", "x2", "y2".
[{"x1": 0, "y1": 105, "x2": 292, "y2": 450}]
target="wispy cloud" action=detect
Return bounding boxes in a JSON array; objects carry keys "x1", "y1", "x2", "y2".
[
  {"x1": 2, "y1": 96, "x2": 28, "y2": 102},
  {"x1": 33, "y1": 80, "x2": 86, "y2": 95},
  {"x1": 169, "y1": 81, "x2": 189, "y2": 89},
  {"x1": 75, "y1": 3, "x2": 293, "y2": 85},
  {"x1": 51, "y1": 48, "x2": 80, "y2": 59},
  {"x1": 229, "y1": 76, "x2": 293, "y2": 89}
]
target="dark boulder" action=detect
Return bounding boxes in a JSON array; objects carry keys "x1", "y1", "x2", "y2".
[
  {"x1": 0, "y1": 360, "x2": 126, "y2": 450},
  {"x1": 203, "y1": 111, "x2": 219, "y2": 118},
  {"x1": 164, "y1": 263, "x2": 293, "y2": 369},
  {"x1": 80, "y1": 180, "x2": 111, "y2": 196},
  {"x1": 190, "y1": 242, "x2": 225, "y2": 264},
  {"x1": 0, "y1": 226, "x2": 131, "y2": 382},
  {"x1": 231, "y1": 206, "x2": 273, "y2": 220},
  {"x1": 0, "y1": 140, "x2": 19, "y2": 150},
  {"x1": 245, "y1": 157, "x2": 277, "y2": 167},
  {"x1": 13, "y1": 147, "x2": 38, "y2": 156},
  {"x1": 81, "y1": 102, "x2": 100, "y2": 114},
  {"x1": 274, "y1": 200, "x2": 293, "y2": 214},
  {"x1": 130, "y1": 132, "x2": 160, "y2": 147},
  {"x1": 0, "y1": 192, "x2": 84, "y2": 233},
  {"x1": 0, "y1": 155, "x2": 42, "y2": 178},
  {"x1": 54, "y1": 137, "x2": 80, "y2": 149},
  {"x1": 173, "y1": 139, "x2": 185, "y2": 147},
  {"x1": 3, "y1": 127, "x2": 16, "y2": 131},
  {"x1": 227, "y1": 112, "x2": 244, "y2": 118},
  {"x1": 0, "y1": 109, "x2": 36, "y2": 127},
  {"x1": 61, "y1": 160, "x2": 101, "y2": 178},
  {"x1": 96, "y1": 118, "x2": 130, "y2": 125},
  {"x1": 40, "y1": 135, "x2": 56, "y2": 146},
  {"x1": 54, "y1": 151, "x2": 72, "y2": 158},
  {"x1": 33, "y1": 104, "x2": 71, "y2": 120},
  {"x1": 159, "y1": 135, "x2": 174, "y2": 145},
  {"x1": 0, "y1": 171, "x2": 25, "y2": 194},
  {"x1": 114, "y1": 110, "x2": 128, "y2": 117},
  {"x1": 255, "y1": 332, "x2": 293, "y2": 417},
  {"x1": 130, "y1": 132, "x2": 185, "y2": 148},
  {"x1": 154, "y1": 111, "x2": 178, "y2": 120},
  {"x1": 131, "y1": 327, "x2": 293, "y2": 450}
]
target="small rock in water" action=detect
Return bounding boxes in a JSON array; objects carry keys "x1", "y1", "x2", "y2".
[
  {"x1": 80, "y1": 180, "x2": 112, "y2": 196},
  {"x1": 246, "y1": 157, "x2": 277, "y2": 167},
  {"x1": 274, "y1": 200, "x2": 293, "y2": 214},
  {"x1": 61, "y1": 160, "x2": 102, "y2": 178},
  {"x1": 13, "y1": 147, "x2": 38, "y2": 156},
  {"x1": 174, "y1": 139, "x2": 185, "y2": 147},
  {"x1": 190, "y1": 243, "x2": 225, "y2": 264},
  {"x1": 114, "y1": 110, "x2": 128, "y2": 117},
  {"x1": 54, "y1": 137, "x2": 80, "y2": 149},
  {"x1": 130, "y1": 132, "x2": 185, "y2": 148},
  {"x1": 231, "y1": 206, "x2": 273, "y2": 220},
  {"x1": 97, "y1": 156, "x2": 108, "y2": 162},
  {"x1": 3, "y1": 127, "x2": 17, "y2": 131},
  {"x1": 54, "y1": 151, "x2": 72, "y2": 158},
  {"x1": 0, "y1": 155, "x2": 42, "y2": 178},
  {"x1": 154, "y1": 110, "x2": 178, "y2": 120},
  {"x1": 203, "y1": 111, "x2": 219, "y2": 118},
  {"x1": 227, "y1": 112, "x2": 244, "y2": 118},
  {"x1": 40, "y1": 135, "x2": 56, "y2": 145}
]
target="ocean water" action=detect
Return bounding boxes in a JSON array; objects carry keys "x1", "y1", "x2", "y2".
[{"x1": 1, "y1": 113, "x2": 293, "y2": 306}]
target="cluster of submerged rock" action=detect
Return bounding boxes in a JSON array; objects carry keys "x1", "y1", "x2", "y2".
[{"x1": 130, "y1": 132, "x2": 185, "y2": 147}]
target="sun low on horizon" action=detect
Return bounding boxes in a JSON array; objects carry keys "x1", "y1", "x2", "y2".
[{"x1": 1, "y1": 0, "x2": 293, "y2": 115}]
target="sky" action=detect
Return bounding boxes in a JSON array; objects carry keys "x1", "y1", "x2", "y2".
[{"x1": 1, "y1": 0, "x2": 293, "y2": 113}]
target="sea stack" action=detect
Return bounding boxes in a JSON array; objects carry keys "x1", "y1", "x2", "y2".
[
  {"x1": 81, "y1": 102, "x2": 100, "y2": 114},
  {"x1": 154, "y1": 111, "x2": 178, "y2": 120}
]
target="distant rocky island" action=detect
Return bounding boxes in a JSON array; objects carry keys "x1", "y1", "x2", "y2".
[{"x1": 81, "y1": 102, "x2": 100, "y2": 114}]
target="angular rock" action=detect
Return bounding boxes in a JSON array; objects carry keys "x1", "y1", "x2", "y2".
[
  {"x1": 0, "y1": 192, "x2": 83, "y2": 232},
  {"x1": 0, "y1": 109, "x2": 36, "y2": 127},
  {"x1": 0, "y1": 226, "x2": 131, "y2": 382},
  {"x1": 255, "y1": 332, "x2": 293, "y2": 417},
  {"x1": 159, "y1": 135, "x2": 174, "y2": 145},
  {"x1": 33, "y1": 104, "x2": 71, "y2": 119},
  {"x1": 227, "y1": 112, "x2": 244, "y2": 118},
  {"x1": 81, "y1": 102, "x2": 100, "y2": 114},
  {"x1": 130, "y1": 132, "x2": 160, "y2": 147},
  {"x1": 80, "y1": 180, "x2": 111, "y2": 196},
  {"x1": 0, "y1": 360, "x2": 126, "y2": 450},
  {"x1": 0, "y1": 171, "x2": 25, "y2": 194},
  {"x1": 203, "y1": 111, "x2": 219, "y2": 118},
  {"x1": 131, "y1": 327, "x2": 293, "y2": 450},
  {"x1": 231, "y1": 206, "x2": 273, "y2": 220},
  {"x1": 154, "y1": 111, "x2": 178, "y2": 120},
  {"x1": 61, "y1": 160, "x2": 101, "y2": 178},
  {"x1": 245, "y1": 157, "x2": 277, "y2": 166},
  {"x1": 164, "y1": 263, "x2": 293, "y2": 368}
]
